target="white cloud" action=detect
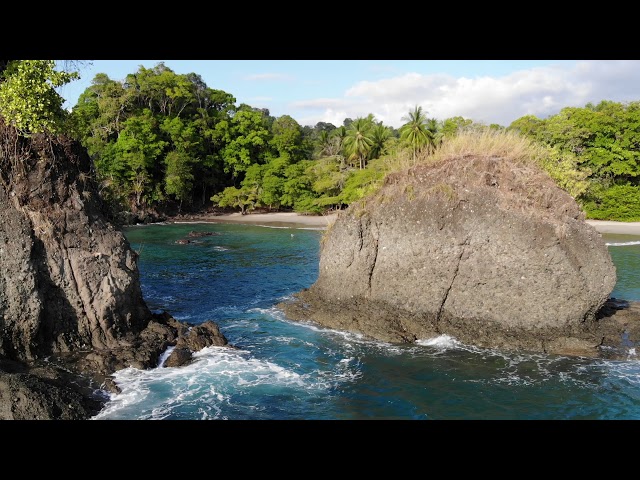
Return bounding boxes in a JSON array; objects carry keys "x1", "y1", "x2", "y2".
[{"x1": 288, "y1": 60, "x2": 640, "y2": 128}]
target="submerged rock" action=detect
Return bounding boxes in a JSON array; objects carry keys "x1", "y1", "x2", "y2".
[{"x1": 280, "y1": 154, "x2": 632, "y2": 358}]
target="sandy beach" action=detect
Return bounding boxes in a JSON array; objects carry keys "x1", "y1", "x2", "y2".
[
  {"x1": 172, "y1": 212, "x2": 640, "y2": 235},
  {"x1": 585, "y1": 220, "x2": 640, "y2": 235},
  {"x1": 172, "y1": 211, "x2": 339, "y2": 229}
]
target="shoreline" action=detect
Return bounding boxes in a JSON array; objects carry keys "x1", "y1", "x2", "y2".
[
  {"x1": 584, "y1": 220, "x2": 640, "y2": 235},
  {"x1": 159, "y1": 211, "x2": 640, "y2": 235},
  {"x1": 169, "y1": 211, "x2": 339, "y2": 229}
]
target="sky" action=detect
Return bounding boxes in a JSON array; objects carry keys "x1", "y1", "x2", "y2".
[{"x1": 56, "y1": 60, "x2": 640, "y2": 129}]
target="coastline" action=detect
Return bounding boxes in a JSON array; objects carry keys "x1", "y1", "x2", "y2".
[
  {"x1": 170, "y1": 211, "x2": 339, "y2": 229},
  {"x1": 585, "y1": 220, "x2": 640, "y2": 235},
  {"x1": 166, "y1": 212, "x2": 640, "y2": 235}
]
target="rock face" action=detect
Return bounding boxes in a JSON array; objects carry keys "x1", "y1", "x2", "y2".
[
  {"x1": 0, "y1": 123, "x2": 152, "y2": 361},
  {"x1": 280, "y1": 155, "x2": 625, "y2": 357},
  {"x1": 0, "y1": 123, "x2": 232, "y2": 418}
]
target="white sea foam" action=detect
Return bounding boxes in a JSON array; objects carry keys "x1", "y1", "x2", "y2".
[
  {"x1": 132, "y1": 221, "x2": 170, "y2": 227},
  {"x1": 417, "y1": 334, "x2": 462, "y2": 349},
  {"x1": 157, "y1": 346, "x2": 175, "y2": 368},
  {"x1": 247, "y1": 306, "x2": 290, "y2": 320},
  {"x1": 606, "y1": 240, "x2": 640, "y2": 246},
  {"x1": 92, "y1": 345, "x2": 325, "y2": 420},
  {"x1": 213, "y1": 246, "x2": 229, "y2": 251}
]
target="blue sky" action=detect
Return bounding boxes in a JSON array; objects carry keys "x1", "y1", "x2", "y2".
[{"x1": 56, "y1": 60, "x2": 640, "y2": 129}]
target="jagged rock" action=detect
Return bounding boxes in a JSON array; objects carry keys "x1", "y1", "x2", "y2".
[
  {"x1": 178, "y1": 321, "x2": 228, "y2": 351},
  {"x1": 0, "y1": 123, "x2": 229, "y2": 418},
  {"x1": 0, "y1": 358, "x2": 104, "y2": 420},
  {"x1": 164, "y1": 320, "x2": 229, "y2": 367},
  {"x1": 0, "y1": 125, "x2": 152, "y2": 360},
  {"x1": 164, "y1": 348, "x2": 193, "y2": 368},
  {"x1": 280, "y1": 154, "x2": 631, "y2": 357}
]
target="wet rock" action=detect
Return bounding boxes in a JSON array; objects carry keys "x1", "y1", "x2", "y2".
[
  {"x1": 164, "y1": 320, "x2": 230, "y2": 368},
  {"x1": 187, "y1": 231, "x2": 220, "y2": 237}
]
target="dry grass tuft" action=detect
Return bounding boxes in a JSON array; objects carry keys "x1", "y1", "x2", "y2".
[{"x1": 425, "y1": 127, "x2": 547, "y2": 168}]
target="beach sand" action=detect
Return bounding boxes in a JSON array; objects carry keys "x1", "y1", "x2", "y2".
[
  {"x1": 172, "y1": 212, "x2": 640, "y2": 235},
  {"x1": 585, "y1": 220, "x2": 640, "y2": 235},
  {"x1": 172, "y1": 211, "x2": 339, "y2": 229}
]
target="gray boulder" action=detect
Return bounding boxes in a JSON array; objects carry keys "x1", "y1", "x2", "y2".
[{"x1": 281, "y1": 155, "x2": 623, "y2": 357}]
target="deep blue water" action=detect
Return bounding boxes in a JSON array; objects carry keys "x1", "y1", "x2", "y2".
[{"x1": 92, "y1": 223, "x2": 640, "y2": 420}]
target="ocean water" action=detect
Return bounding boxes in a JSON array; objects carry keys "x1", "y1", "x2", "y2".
[{"x1": 91, "y1": 223, "x2": 640, "y2": 420}]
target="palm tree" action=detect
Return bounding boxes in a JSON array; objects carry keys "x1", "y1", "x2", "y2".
[
  {"x1": 318, "y1": 130, "x2": 333, "y2": 157},
  {"x1": 399, "y1": 105, "x2": 433, "y2": 162},
  {"x1": 425, "y1": 117, "x2": 444, "y2": 154},
  {"x1": 368, "y1": 122, "x2": 391, "y2": 160},
  {"x1": 331, "y1": 125, "x2": 348, "y2": 168},
  {"x1": 343, "y1": 117, "x2": 374, "y2": 169}
]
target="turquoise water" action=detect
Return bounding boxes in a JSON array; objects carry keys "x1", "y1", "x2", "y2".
[{"x1": 92, "y1": 223, "x2": 640, "y2": 420}]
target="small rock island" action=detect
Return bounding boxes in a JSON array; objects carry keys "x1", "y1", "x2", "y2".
[{"x1": 280, "y1": 132, "x2": 640, "y2": 359}]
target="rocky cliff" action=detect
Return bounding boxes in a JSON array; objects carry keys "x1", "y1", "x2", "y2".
[
  {"x1": 0, "y1": 125, "x2": 152, "y2": 361},
  {"x1": 280, "y1": 153, "x2": 640, "y2": 358},
  {"x1": 0, "y1": 122, "x2": 229, "y2": 419}
]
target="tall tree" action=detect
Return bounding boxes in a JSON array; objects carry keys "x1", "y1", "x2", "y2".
[
  {"x1": 270, "y1": 114, "x2": 304, "y2": 161},
  {"x1": 425, "y1": 117, "x2": 444, "y2": 153},
  {"x1": 343, "y1": 117, "x2": 374, "y2": 169},
  {"x1": 399, "y1": 105, "x2": 433, "y2": 162},
  {"x1": 164, "y1": 150, "x2": 194, "y2": 210},
  {"x1": 368, "y1": 122, "x2": 392, "y2": 160},
  {"x1": 216, "y1": 109, "x2": 272, "y2": 179}
]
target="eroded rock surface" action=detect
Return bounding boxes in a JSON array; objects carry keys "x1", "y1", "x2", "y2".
[
  {"x1": 0, "y1": 123, "x2": 230, "y2": 418},
  {"x1": 280, "y1": 155, "x2": 637, "y2": 358}
]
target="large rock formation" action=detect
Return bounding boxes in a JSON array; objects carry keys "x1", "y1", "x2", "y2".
[
  {"x1": 0, "y1": 122, "x2": 153, "y2": 361},
  {"x1": 0, "y1": 122, "x2": 230, "y2": 419},
  {"x1": 280, "y1": 154, "x2": 639, "y2": 358}
]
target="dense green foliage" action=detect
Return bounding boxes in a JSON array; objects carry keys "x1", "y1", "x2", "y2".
[
  {"x1": 64, "y1": 63, "x2": 477, "y2": 217},
  {"x1": 2, "y1": 60, "x2": 638, "y2": 222},
  {"x1": 508, "y1": 100, "x2": 640, "y2": 220},
  {"x1": 0, "y1": 60, "x2": 79, "y2": 134}
]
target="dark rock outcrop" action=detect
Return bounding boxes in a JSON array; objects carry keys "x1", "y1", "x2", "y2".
[
  {"x1": 164, "y1": 321, "x2": 229, "y2": 367},
  {"x1": 0, "y1": 125, "x2": 152, "y2": 360},
  {"x1": 0, "y1": 122, "x2": 230, "y2": 418},
  {"x1": 0, "y1": 357, "x2": 105, "y2": 420},
  {"x1": 280, "y1": 154, "x2": 637, "y2": 358},
  {"x1": 187, "y1": 231, "x2": 220, "y2": 237}
]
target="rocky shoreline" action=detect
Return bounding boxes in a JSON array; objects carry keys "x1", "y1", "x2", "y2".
[
  {"x1": 3, "y1": 122, "x2": 640, "y2": 419},
  {"x1": 0, "y1": 124, "x2": 233, "y2": 419}
]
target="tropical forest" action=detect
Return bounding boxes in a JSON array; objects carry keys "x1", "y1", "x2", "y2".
[{"x1": 3, "y1": 60, "x2": 640, "y2": 222}]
